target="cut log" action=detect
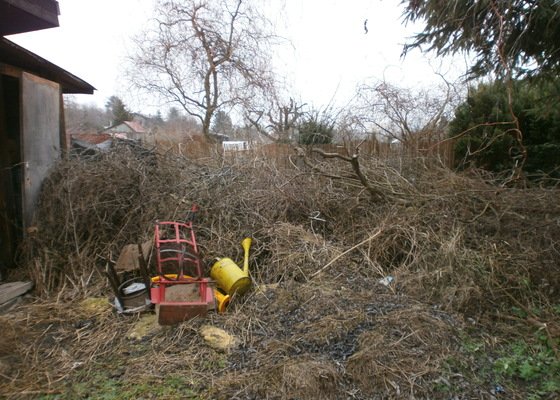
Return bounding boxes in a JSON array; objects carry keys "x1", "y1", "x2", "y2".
[{"x1": 0, "y1": 281, "x2": 33, "y2": 305}]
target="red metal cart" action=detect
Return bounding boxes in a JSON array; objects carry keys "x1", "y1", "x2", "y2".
[{"x1": 150, "y1": 210, "x2": 214, "y2": 324}]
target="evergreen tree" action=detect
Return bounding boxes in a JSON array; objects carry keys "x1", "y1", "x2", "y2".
[
  {"x1": 153, "y1": 110, "x2": 164, "y2": 126},
  {"x1": 105, "y1": 96, "x2": 132, "y2": 125},
  {"x1": 401, "y1": 0, "x2": 560, "y2": 79},
  {"x1": 211, "y1": 110, "x2": 234, "y2": 137},
  {"x1": 298, "y1": 113, "x2": 335, "y2": 145},
  {"x1": 451, "y1": 78, "x2": 560, "y2": 176},
  {"x1": 166, "y1": 107, "x2": 180, "y2": 122}
]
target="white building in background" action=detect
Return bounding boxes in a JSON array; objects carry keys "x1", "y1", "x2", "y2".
[{"x1": 222, "y1": 141, "x2": 249, "y2": 151}]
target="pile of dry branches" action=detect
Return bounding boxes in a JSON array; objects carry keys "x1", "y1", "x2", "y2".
[{"x1": 1, "y1": 145, "x2": 558, "y2": 398}]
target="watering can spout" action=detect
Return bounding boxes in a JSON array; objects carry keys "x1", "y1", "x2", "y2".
[{"x1": 241, "y1": 237, "x2": 252, "y2": 275}]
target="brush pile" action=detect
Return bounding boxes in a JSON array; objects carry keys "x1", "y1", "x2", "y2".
[{"x1": 1, "y1": 145, "x2": 559, "y2": 399}]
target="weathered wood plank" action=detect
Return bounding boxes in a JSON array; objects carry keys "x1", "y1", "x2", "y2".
[
  {"x1": 115, "y1": 240, "x2": 152, "y2": 273},
  {"x1": 0, "y1": 281, "x2": 33, "y2": 304},
  {"x1": 21, "y1": 72, "x2": 61, "y2": 231}
]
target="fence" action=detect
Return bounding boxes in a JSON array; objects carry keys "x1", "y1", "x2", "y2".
[{"x1": 153, "y1": 137, "x2": 456, "y2": 170}]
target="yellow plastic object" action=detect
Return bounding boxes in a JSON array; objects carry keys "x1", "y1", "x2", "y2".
[
  {"x1": 210, "y1": 237, "x2": 252, "y2": 296},
  {"x1": 214, "y1": 289, "x2": 230, "y2": 313},
  {"x1": 210, "y1": 257, "x2": 251, "y2": 295},
  {"x1": 241, "y1": 237, "x2": 252, "y2": 274},
  {"x1": 151, "y1": 274, "x2": 179, "y2": 282}
]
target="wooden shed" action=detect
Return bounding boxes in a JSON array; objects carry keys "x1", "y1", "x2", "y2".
[{"x1": 0, "y1": 0, "x2": 95, "y2": 272}]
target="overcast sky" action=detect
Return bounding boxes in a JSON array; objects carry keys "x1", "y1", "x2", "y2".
[{"x1": 7, "y1": 0, "x2": 467, "y2": 115}]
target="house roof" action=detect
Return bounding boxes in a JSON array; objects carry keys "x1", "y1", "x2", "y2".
[
  {"x1": 0, "y1": 0, "x2": 60, "y2": 36},
  {"x1": 0, "y1": 37, "x2": 95, "y2": 94},
  {"x1": 102, "y1": 121, "x2": 146, "y2": 134},
  {"x1": 124, "y1": 121, "x2": 146, "y2": 133}
]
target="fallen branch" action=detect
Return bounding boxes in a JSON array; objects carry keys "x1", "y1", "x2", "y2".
[
  {"x1": 310, "y1": 147, "x2": 387, "y2": 202},
  {"x1": 311, "y1": 226, "x2": 385, "y2": 278}
]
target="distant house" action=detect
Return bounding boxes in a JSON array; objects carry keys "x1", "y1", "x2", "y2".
[
  {"x1": 0, "y1": 0, "x2": 94, "y2": 269},
  {"x1": 102, "y1": 121, "x2": 146, "y2": 142},
  {"x1": 131, "y1": 113, "x2": 152, "y2": 129}
]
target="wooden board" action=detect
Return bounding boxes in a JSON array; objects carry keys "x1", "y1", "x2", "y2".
[
  {"x1": 115, "y1": 240, "x2": 152, "y2": 273},
  {"x1": 21, "y1": 72, "x2": 60, "y2": 230},
  {"x1": 0, "y1": 281, "x2": 33, "y2": 304}
]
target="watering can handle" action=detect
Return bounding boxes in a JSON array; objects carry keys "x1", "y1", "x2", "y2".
[{"x1": 241, "y1": 237, "x2": 252, "y2": 275}]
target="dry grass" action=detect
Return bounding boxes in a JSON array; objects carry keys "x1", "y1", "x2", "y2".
[
  {"x1": 1, "y1": 144, "x2": 559, "y2": 398},
  {"x1": 347, "y1": 306, "x2": 458, "y2": 398}
]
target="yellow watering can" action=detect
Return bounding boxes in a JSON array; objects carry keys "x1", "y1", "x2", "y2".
[{"x1": 210, "y1": 238, "x2": 252, "y2": 296}]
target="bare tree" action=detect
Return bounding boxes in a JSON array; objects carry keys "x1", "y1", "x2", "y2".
[
  {"x1": 245, "y1": 95, "x2": 306, "y2": 143},
  {"x1": 356, "y1": 78, "x2": 460, "y2": 145},
  {"x1": 128, "y1": 0, "x2": 276, "y2": 139},
  {"x1": 64, "y1": 96, "x2": 109, "y2": 133},
  {"x1": 336, "y1": 108, "x2": 372, "y2": 144}
]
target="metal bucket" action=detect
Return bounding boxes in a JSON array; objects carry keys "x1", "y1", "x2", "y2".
[
  {"x1": 210, "y1": 257, "x2": 251, "y2": 296},
  {"x1": 118, "y1": 278, "x2": 149, "y2": 309}
]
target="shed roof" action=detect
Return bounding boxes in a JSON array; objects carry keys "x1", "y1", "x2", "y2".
[
  {"x1": 0, "y1": 0, "x2": 60, "y2": 36},
  {"x1": 0, "y1": 37, "x2": 95, "y2": 94}
]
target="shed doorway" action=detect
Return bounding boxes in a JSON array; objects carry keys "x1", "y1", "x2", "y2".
[
  {"x1": 0, "y1": 73, "x2": 22, "y2": 274},
  {"x1": 0, "y1": 71, "x2": 62, "y2": 276}
]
